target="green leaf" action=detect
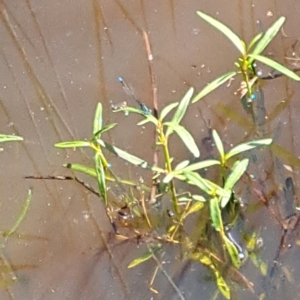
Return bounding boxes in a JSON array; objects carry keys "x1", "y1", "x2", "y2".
[
  {"x1": 249, "y1": 54, "x2": 300, "y2": 81},
  {"x1": 174, "y1": 160, "x2": 190, "y2": 170},
  {"x1": 176, "y1": 159, "x2": 220, "y2": 172},
  {"x1": 185, "y1": 201, "x2": 205, "y2": 217},
  {"x1": 55, "y1": 141, "x2": 90, "y2": 148},
  {"x1": 225, "y1": 138, "x2": 272, "y2": 160},
  {"x1": 212, "y1": 130, "x2": 225, "y2": 164},
  {"x1": 0, "y1": 134, "x2": 23, "y2": 143},
  {"x1": 65, "y1": 163, "x2": 97, "y2": 177},
  {"x1": 216, "y1": 274, "x2": 231, "y2": 299},
  {"x1": 128, "y1": 244, "x2": 162, "y2": 268},
  {"x1": 97, "y1": 139, "x2": 165, "y2": 173},
  {"x1": 160, "y1": 102, "x2": 179, "y2": 121},
  {"x1": 163, "y1": 172, "x2": 174, "y2": 183},
  {"x1": 137, "y1": 114, "x2": 159, "y2": 126},
  {"x1": 65, "y1": 163, "x2": 151, "y2": 191},
  {"x1": 250, "y1": 17, "x2": 285, "y2": 62},
  {"x1": 192, "y1": 72, "x2": 236, "y2": 103},
  {"x1": 224, "y1": 159, "x2": 249, "y2": 191},
  {"x1": 137, "y1": 118, "x2": 151, "y2": 126},
  {"x1": 178, "y1": 194, "x2": 206, "y2": 202},
  {"x1": 248, "y1": 32, "x2": 264, "y2": 52},
  {"x1": 166, "y1": 88, "x2": 194, "y2": 137},
  {"x1": 192, "y1": 195, "x2": 206, "y2": 202},
  {"x1": 210, "y1": 197, "x2": 223, "y2": 231},
  {"x1": 99, "y1": 123, "x2": 118, "y2": 134},
  {"x1": 93, "y1": 123, "x2": 117, "y2": 138},
  {"x1": 127, "y1": 250, "x2": 153, "y2": 268},
  {"x1": 183, "y1": 171, "x2": 210, "y2": 193},
  {"x1": 171, "y1": 124, "x2": 200, "y2": 158},
  {"x1": 95, "y1": 152, "x2": 107, "y2": 204},
  {"x1": 183, "y1": 171, "x2": 230, "y2": 198},
  {"x1": 4, "y1": 188, "x2": 32, "y2": 239},
  {"x1": 221, "y1": 159, "x2": 249, "y2": 208},
  {"x1": 172, "y1": 173, "x2": 186, "y2": 181},
  {"x1": 197, "y1": 11, "x2": 246, "y2": 55},
  {"x1": 172, "y1": 87, "x2": 194, "y2": 125},
  {"x1": 222, "y1": 234, "x2": 242, "y2": 268},
  {"x1": 93, "y1": 103, "x2": 103, "y2": 135},
  {"x1": 178, "y1": 196, "x2": 193, "y2": 202},
  {"x1": 260, "y1": 261, "x2": 268, "y2": 276}
]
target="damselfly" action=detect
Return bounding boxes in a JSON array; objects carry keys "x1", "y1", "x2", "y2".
[{"x1": 117, "y1": 76, "x2": 152, "y2": 115}]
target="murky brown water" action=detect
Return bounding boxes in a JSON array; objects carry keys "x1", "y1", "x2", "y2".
[{"x1": 0, "y1": 1, "x2": 300, "y2": 299}]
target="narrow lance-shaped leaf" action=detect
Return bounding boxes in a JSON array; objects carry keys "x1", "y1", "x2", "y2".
[
  {"x1": 183, "y1": 171, "x2": 230, "y2": 198},
  {"x1": 93, "y1": 103, "x2": 103, "y2": 136},
  {"x1": 0, "y1": 134, "x2": 23, "y2": 143},
  {"x1": 183, "y1": 171, "x2": 210, "y2": 193},
  {"x1": 5, "y1": 188, "x2": 32, "y2": 239},
  {"x1": 250, "y1": 16, "x2": 285, "y2": 63},
  {"x1": 170, "y1": 124, "x2": 200, "y2": 158},
  {"x1": 55, "y1": 140, "x2": 90, "y2": 148},
  {"x1": 166, "y1": 88, "x2": 194, "y2": 137},
  {"x1": 159, "y1": 102, "x2": 179, "y2": 121},
  {"x1": 163, "y1": 172, "x2": 174, "y2": 184},
  {"x1": 93, "y1": 123, "x2": 118, "y2": 139},
  {"x1": 216, "y1": 274, "x2": 231, "y2": 300},
  {"x1": 247, "y1": 32, "x2": 264, "y2": 52},
  {"x1": 175, "y1": 159, "x2": 220, "y2": 172},
  {"x1": 65, "y1": 163, "x2": 97, "y2": 178},
  {"x1": 222, "y1": 234, "x2": 242, "y2": 269},
  {"x1": 185, "y1": 202, "x2": 204, "y2": 217},
  {"x1": 65, "y1": 163, "x2": 151, "y2": 190},
  {"x1": 192, "y1": 195, "x2": 206, "y2": 202},
  {"x1": 137, "y1": 113, "x2": 159, "y2": 126},
  {"x1": 249, "y1": 54, "x2": 300, "y2": 81},
  {"x1": 95, "y1": 152, "x2": 107, "y2": 204},
  {"x1": 174, "y1": 160, "x2": 190, "y2": 170},
  {"x1": 192, "y1": 72, "x2": 236, "y2": 103},
  {"x1": 99, "y1": 123, "x2": 118, "y2": 135},
  {"x1": 210, "y1": 196, "x2": 223, "y2": 231},
  {"x1": 225, "y1": 138, "x2": 272, "y2": 160},
  {"x1": 97, "y1": 139, "x2": 165, "y2": 173},
  {"x1": 197, "y1": 11, "x2": 246, "y2": 55},
  {"x1": 212, "y1": 130, "x2": 225, "y2": 164},
  {"x1": 191, "y1": 251, "x2": 230, "y2": 299},
  {"x1": 128, "y1": 245, "x2": 162, "y2": 268},
  {"x1": 221, "y1": 159, "x2": 249, "y2": 208},
  {"x1": 224, "y1": 159, "x2": 249, "y2": 191},
  {"x1": 127, "y1": 250, "x2": 154, "y2": 268}
]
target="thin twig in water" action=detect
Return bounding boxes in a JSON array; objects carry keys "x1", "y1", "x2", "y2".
[
  {"x1": 25, "y1": 175, "x2": 101, "y2": 197},
  {"x1": 142, "y1": 31, "x2": 160, "y2": 205},
  {"x1": 148, "y1": 244, "x2": 186, "y2": 300}
]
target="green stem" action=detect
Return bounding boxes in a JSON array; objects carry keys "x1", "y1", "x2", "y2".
[
  {"x1": 159, "y1": 131, "x2": 179, "y2": 213},
  {"x1": 242, "y1": 70, "x2": 252, "y2": 99}
]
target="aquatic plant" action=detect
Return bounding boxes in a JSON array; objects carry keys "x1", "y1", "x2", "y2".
[
  {"x1": 55, "y1": 90, "x2": 271, "y2": 299},
  {"x1": 53, "y1": 11, "x2": 300, "y2": 300},
  {"x1": 193, "y1": 11, "x2": 300, "y2": 103}
]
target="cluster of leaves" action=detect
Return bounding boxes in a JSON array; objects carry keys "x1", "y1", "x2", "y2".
[
  {"x1": 55, "y1": 11, "x2": 300, "y2": 299},
  {"x1": 193, "y1": 12, "x2": 300, "y2": 103},
  {"x1": 55, "y1": 96, "x2": 271, "y2": 299}
]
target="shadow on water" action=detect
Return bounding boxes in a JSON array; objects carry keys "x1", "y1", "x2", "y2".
[{"x1": 0, "y1": 1, "x2": 300, "y2": 300}]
